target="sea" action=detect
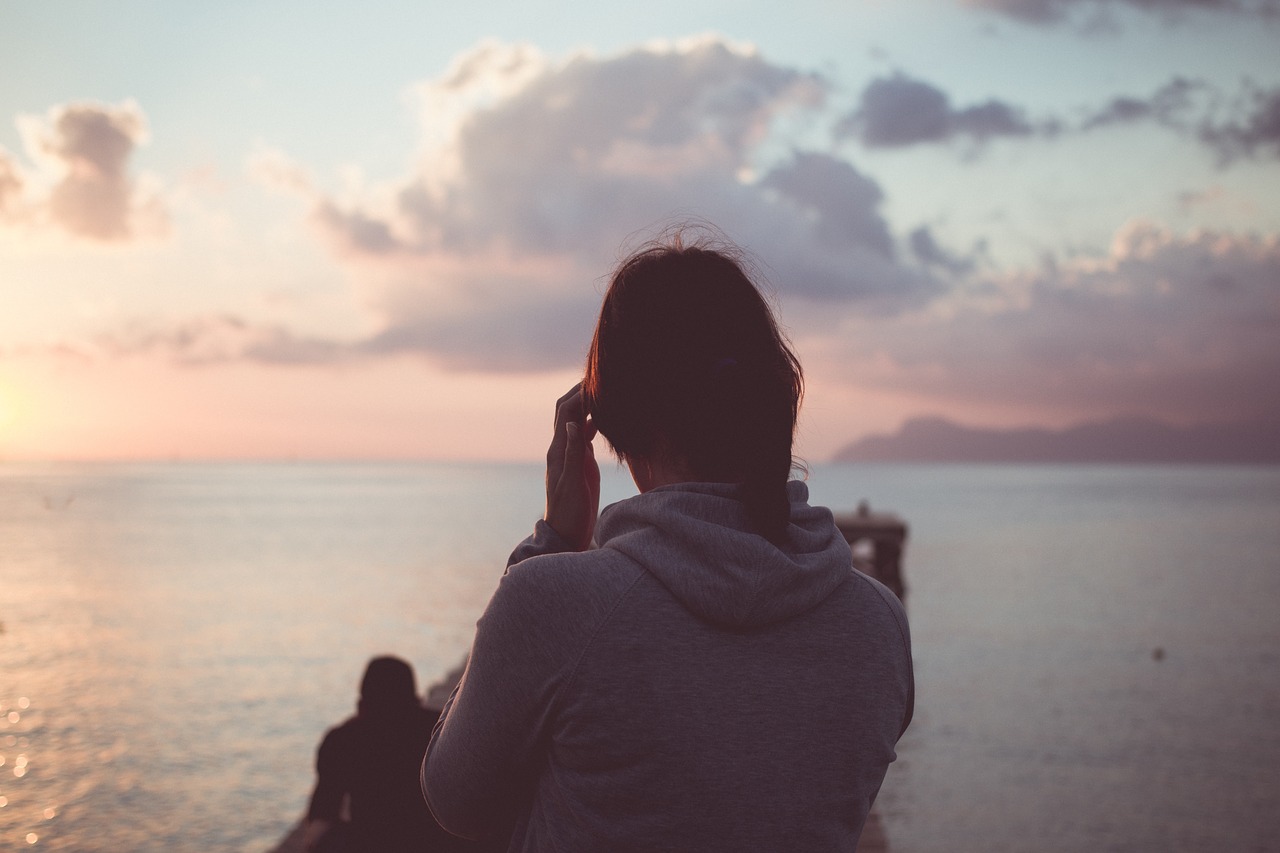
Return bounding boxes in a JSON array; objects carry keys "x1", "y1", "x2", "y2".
[{"x1": 1, "y1": 461, "x2": 1277, "y2": 852}]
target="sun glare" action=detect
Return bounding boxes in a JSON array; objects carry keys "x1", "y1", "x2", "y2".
[{"x1": 0, "y1": 388, "x2": 16, "y2": 429}]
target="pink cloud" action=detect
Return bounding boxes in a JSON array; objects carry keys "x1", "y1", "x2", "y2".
[
  {"x1": 9, "y1": 99, "x2": 168, "y2": 241},
  {"x1": 84, "y1": 314, "x2": 348, "y2": 367},
  {"x1": 817, "y1": 222, "x2": 1280, "y2": 425},
  {"x1": 0, "y1": 148, "x2": 23, "y2": 217}
]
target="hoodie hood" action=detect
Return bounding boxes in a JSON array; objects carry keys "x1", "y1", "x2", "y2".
[{"x1": 594, "y1": 480, "x2": 852, "y2": 628}]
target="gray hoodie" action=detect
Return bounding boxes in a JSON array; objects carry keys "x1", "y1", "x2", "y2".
[{"x1": 423, "y1": 480, "x2": 914, "y2": 852}]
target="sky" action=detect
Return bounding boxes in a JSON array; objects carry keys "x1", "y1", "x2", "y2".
[{"x1": 1, "y1": 0, "x2": 1277, "y2": 461}]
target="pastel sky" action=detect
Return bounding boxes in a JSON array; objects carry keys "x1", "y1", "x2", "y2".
[{"x1": 2, "y1": 0, "x2": 1278, "y2": 461}]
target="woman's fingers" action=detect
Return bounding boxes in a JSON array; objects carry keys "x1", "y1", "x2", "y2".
[
  {"x1": 546, "y1": 383, "x2": 584, "y2": 469},
  {"x1": 544, "y1": 384, "x2": 599, "y2": 550},
  {"x1": 553, "y1": 383, "x2": 584, "y2": 424}
]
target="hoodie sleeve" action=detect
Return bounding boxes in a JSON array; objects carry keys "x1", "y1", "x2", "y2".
[
  {"x1": 504, "y1": 519, "x2": 573, "y2": 569},
  {"x1": 422, "y1": 527, "x2": 636, "y2": 842},
  {"x1": 421, "y1": 566, "x2": 561, "y2": 840}
]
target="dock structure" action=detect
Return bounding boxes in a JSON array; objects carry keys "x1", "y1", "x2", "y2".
[{"x1": 834, "y1": 500, "x2": 908, "y2": 603}]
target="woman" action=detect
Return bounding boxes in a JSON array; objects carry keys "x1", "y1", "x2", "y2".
[
  {"x1": 422, "y1": 236, "x2": 914, "y2": 852},
  {"x1": 305, "y1": 656, "x2": 472, "y2": 853}
]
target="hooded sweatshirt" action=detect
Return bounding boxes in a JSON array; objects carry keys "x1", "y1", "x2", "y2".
[{"x1": 423, "y1": 481, "x2": 914, "y2": 853}]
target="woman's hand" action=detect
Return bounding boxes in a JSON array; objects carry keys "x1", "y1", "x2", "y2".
[{"x1": 544, "y1": 383, "x2": 600, "y2": 551}]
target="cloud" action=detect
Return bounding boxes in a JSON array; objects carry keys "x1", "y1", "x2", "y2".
[
  {"x1": 1080, "y1": 77, "x2": 1203, "y2": 131},
  {"x1": 0, "y1": 148, "x2": 23, "y2": 217},
  {"x1": 961, "y1": 0, "x2": 1280, "y2": 25},
  {"x1": 825, "y1": 223, "x2": 1280, "y2": 424},
  {"x1": 1077, "y1": 77, "x2": 1280, "y2": 164},
  {"x1": 358, "y1": 287, "x2": 601, "y2": 371},
  {"x1": 1174, "y1": 185, "x2": 1258, "y2": 216},
  {"x1": 837, "y1": 72, "x2": 1279, "y2": 169},
  {"x1": 7, "y1": 100, "x2": 167, "y2": 240},
  {"x1": 366, "y1": 38, "x2": 830, "y2": 258},
  {"x1": 94, "y1": 213, "x2": 1279, "y2": 438},
  {"x1": 86, "y1": 315, "x2": 348, "y2": 366},
  {"x1": 253, "y1": 38, "x2": 943, "y2": 372},
  {"x1": 837, "y1": 73, "x2": 1042, "y2": 149},
  {"x1": 1198, "y1": 83, "x2": 1280, "y2": 164},
  {"x1": 313, "y1": 199, "x2": 402, "y2": 256},
  {"x1": 247, "y1": 144, "x2": 313, "y2": 195},
  {"x1": 907, "y1": 226, "x2": 978, "y2": 275}
]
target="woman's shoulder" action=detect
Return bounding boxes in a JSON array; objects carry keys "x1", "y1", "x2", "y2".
[
  {"x1": 505, "y1": 544, "x2": 645, "y2": 601},
  {"x1": 471, "y1": 548, "x2": 651, "y2": 683},
  {"x1": 485, "y1": 549, "x2": 642, "y2": 646}
]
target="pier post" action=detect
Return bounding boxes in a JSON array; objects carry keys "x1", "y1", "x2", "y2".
[{"x1": 834, "y1": 501, "x2": 908, "y2": 603}]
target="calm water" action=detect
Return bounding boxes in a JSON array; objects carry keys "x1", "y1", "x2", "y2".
[{"x1": 1, "y1": 462, "x2": 1277, "y2": 852}]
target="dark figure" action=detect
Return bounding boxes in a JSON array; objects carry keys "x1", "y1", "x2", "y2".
[
  {"x1": 304, "y1": 656, "x2": 465, "y2": 853},
  {"x1": 423, "y1": 232, "x2": 914, "y2": 851}
]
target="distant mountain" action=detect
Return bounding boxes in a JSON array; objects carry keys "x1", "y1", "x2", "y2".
[{"x1": 832, "y1": 416, "x2": 1280, "y2": 464}]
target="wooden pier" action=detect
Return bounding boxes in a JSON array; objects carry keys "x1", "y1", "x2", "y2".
[{"x1": 835, "y1": 500, "x2": 908, "y2": 603}]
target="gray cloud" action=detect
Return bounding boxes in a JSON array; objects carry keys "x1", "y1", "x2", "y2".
[
  {"x1": 10, "y1": 100, "x2": 166, "y2": 240},
  {"x1": 1080, "y1": 77, "x2": 1203, "y2": 130},
  {"x1": 962, "y1": 0, "x2": 1280, "y2": 24},
  {"x1": 908, "y1": 226, "x2": 977, "y2": 276},
  {"x1": 761, "y1": 151, "x2": 893, "y2": 255},
  {"x1": 832, "y1": 224, "x2": 1280, "y2": 424},
  {"x1": 279, "y1": 40, "x2": 943, "y2": 371},
  {"x1": 862, "y1": 72, "x2": 1280, "y2": 167},
  {"x1": 1078, "y1": 77, "x2": 1280, "y2": 164},
  {"x1": 312, "y1": 200, "x2": 401, "y2": 256},
  {"x1": 381, "y1": 39, "x2": 827, "y2": 259},
  {"x1": 1199, "y1": 83, "x2": 1280, "y2": 164},
  {"x1": 838, "y1": 73, "x2": 1040, "y2": 148}
]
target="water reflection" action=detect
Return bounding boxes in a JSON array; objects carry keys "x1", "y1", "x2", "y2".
[
  {"x1": 3, "y1": 461, "x2": 537, "y2": 851},
  {"x1": 0, "y1": 690, "x2": 45, "y2": 848},
  {"x1": 3, "y1": 462, "x2": 1277, "y2": 851}
]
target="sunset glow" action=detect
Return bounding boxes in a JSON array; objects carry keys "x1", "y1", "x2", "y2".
[
  {"x1": 2, "y1": 1, "x2": 1277, "y2": 461},
  {"x1": 0, "y1": 388, "x2": 16, "y2": 430}
]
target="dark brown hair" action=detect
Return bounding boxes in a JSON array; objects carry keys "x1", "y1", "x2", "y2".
[
  {"x1": 583, "y1": 235, "x2": 804, "y2": 544},
  {"x1": 358, "y1": 656, "x2": 418, "y2": 719}
]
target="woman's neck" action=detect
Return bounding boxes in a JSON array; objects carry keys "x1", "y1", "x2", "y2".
[{"x1": 626, "y1": 453, "x2": 701, "y2": 493}]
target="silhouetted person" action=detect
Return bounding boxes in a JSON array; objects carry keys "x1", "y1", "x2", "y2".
[
  {"x1": 422, "y1": 233, "x2": 914, "y2": 851},
  {"x1": 304, "y1": 656, "x2": 466, "y2": 853}
]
